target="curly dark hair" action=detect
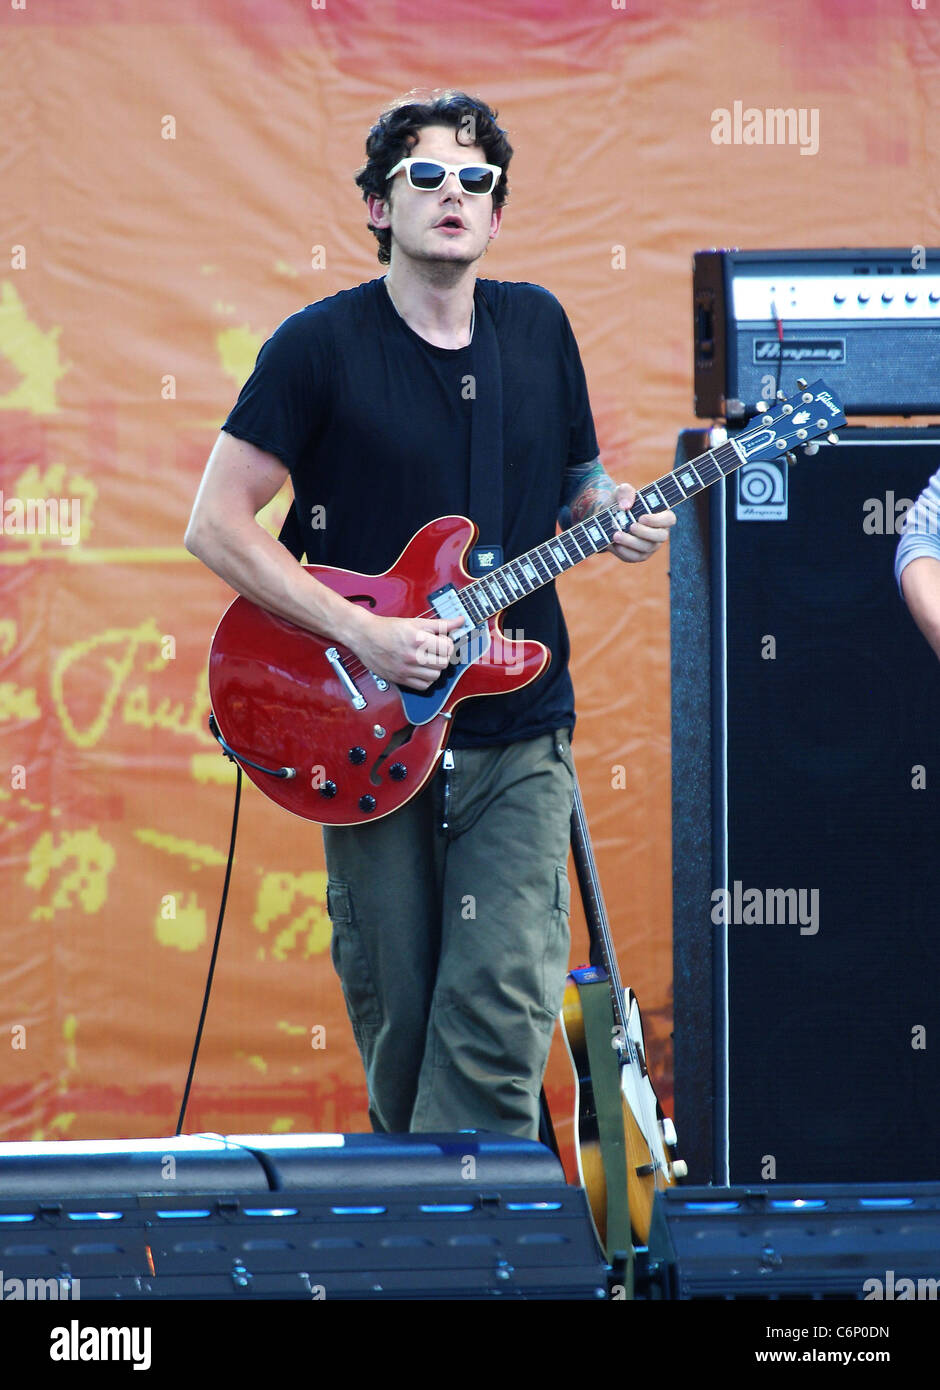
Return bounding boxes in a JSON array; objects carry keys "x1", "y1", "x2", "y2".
[{"x1": 354, "y1": 90, "x2": 513, "y2": 265}]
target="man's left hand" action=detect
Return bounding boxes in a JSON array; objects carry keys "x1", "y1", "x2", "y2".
[{"x1": 608, "y1": 482, "x2": 675, "y2": 563}]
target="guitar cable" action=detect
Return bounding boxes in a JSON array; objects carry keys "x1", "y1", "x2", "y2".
[
  {"x1": 175, "y1": 733, "x2": 243, "y2": 1136},
  {"x1": 207, "y1": 712, "x2": 296, "y2": 779},
  {"x1": 176, "y1": 718, "x2": 301, "y2": 1134}
]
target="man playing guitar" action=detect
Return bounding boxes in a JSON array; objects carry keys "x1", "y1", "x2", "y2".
[{"x1": 184, "y1": 90, "x2": 674, "y2": 1140}]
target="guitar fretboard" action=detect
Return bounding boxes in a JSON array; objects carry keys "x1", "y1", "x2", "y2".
[{"x1": 457, "y1": 438, "x2": 742, "y2": 623}]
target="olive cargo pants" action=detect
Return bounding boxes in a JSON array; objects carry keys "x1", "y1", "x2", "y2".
[{"x1": 323, "y1": 729, "x2": 575, "y2": 1139}]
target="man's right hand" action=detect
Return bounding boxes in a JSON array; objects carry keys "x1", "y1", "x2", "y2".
[{"x1": 346, "y1": 611, "x2": 466, "y2": 690}]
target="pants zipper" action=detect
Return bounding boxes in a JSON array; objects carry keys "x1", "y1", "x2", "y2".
[{"x1": 442, "y1": 747, "x2": 454, "y2": 830}]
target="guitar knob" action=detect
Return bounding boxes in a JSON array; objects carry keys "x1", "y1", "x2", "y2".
[
  {"x1": 389, "y1": 762, "x2": 408, "y2": 781},
  {"x1": 358, "y1": 794, "x2": 376, "y2": 813},
  {"x1": 348, "y1": 747, "x2": 367, "y2": 764},
  {"x1": 318, "y1": 781, "x2": 338, "y2": 799}
]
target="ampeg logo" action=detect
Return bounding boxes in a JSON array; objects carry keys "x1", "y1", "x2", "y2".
[
  {"x1": 753, "y1": 339, "x2": 845, "y2": 364},
  {"x1": 736, "y1": 459, "x2": 788, "y2": 521}
]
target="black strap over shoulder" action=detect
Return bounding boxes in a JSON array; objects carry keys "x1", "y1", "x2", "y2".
[{"x1": 466, "y1": 281, "x2": 504, "y2": 577}]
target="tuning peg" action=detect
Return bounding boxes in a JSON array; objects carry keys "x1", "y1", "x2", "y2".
[
  {"x1": 672, "y1": 1159, "x2": 689, "y2": 1180},
  {"x1": 827, "y1": 432, "x2": 840, "y2": 444},
  {"x1": 803, "y1": 441, "x2": 819, "y2": 455},
  {"x1": 796, "y1": 377, "x2": 808, "y2": 389},
  {"x1": 776, "y1": 390, "x2": 786, "y2": 401},
  {"x1": 785, "y1": 452, "x2": 797, "y2": 465}
]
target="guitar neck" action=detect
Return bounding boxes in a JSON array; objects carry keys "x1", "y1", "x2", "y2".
[
  {"x1": 570, "y1": 774, "x2": 629, "y2": 1035},
  {"x1": 457, "y1": 434, "x2": 744, "y2": 624}
]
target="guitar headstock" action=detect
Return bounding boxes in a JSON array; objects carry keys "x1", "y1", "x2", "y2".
[{"x1": 734, "y1": 378, "x2": 846, "y2": 466}]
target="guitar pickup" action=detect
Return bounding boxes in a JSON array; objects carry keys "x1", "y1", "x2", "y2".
[{"x1": 427, "y1": 584, "x2": 476, "y2": 639}]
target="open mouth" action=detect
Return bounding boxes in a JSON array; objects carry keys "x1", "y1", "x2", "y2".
[{"x1": 435, "y1": 217, "x2": 466, "y2": 231}]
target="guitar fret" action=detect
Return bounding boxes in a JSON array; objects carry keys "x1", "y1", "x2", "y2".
[
  {"x1": 639, "y1": 482, "x2": 671, "y2": 513},
  {"x1": 480, "y1": 576, "x2": 503, "y2": 609},
  {"x1": 567, "y1": 528, "x2": 587, "y2": 559},
  {"x1": 487, "y1": 574, "x2": 511, "y2": 607},
  {"x1": 502, "y1": 565, "x2": 523, "y2": 596},
  {"x1": 548, "y1": 539, "x2": 572, "y2": 571},
  {"x1": 716, "y1": 440, "x2": 745, "y2": 475},
  {"x1": 462, "y1": 589, "x2": 485, "y2": 625},
  {"x1": 695, "y1": 451, "x2": 723, "y2": 486},
  {"x1": 581, "y1": 519, "x2": 606, "y2": 551},
  {"x1": 530, "y1": 549, "x2": 554, "y2": 583},
  {"x1": 657, "y1": 474, "x2": 685, "y2": 508},
  {"x1": 674, "y1": 462, "x2": 704, "y2": 496}
]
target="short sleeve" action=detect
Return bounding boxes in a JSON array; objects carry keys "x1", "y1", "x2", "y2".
[
  {"x1": 895, "y1": 465, "x2": 940, "y2": 592},
  {"x1": 558, "y1": 306, "x2": 599, "y2": 469},
  {"x1": 221, "y1": 307, "x2": 329, "y2": 471}
]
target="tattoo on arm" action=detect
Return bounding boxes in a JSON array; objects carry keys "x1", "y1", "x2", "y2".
[{"x1": 559, "y1": 456, "x2": 618, "y2": 528}]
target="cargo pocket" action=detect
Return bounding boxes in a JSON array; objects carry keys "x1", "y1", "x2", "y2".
[
  {"x1": 326, "y1": 878, "x2": 382, "y2": 1046},
  {"x1": 541, "y1": 863, "x2": 572, "y2": 1021}
]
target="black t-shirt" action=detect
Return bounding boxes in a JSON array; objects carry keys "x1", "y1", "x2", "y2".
[{"x1": 221, "y1": 276, "x2": 599, "y2": 747}]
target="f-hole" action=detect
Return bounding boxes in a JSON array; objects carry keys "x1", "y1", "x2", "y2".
[{"x1": 369, "y1": 725, "x2": 415, "y2": 786}]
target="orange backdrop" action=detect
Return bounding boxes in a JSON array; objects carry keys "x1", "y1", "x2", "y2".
[{"x1": 2, "y1": 0, "x2": 938, "y2": 1173}]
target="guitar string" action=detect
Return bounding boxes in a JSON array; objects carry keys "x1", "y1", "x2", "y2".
[
  {"x1": 324, "y1": 399, "x2": 837, "y2": 685},
  {"x1": 335, "y1": 437, "x2": 748, "y2": 683}
]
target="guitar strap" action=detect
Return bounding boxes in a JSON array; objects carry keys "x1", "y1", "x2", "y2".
[
  {"x1": 278, "y1": 280, "x2": 504, "y2": 570},
  {"x1": 465, "y1": 280, "x2": 505, "y2": 578}
]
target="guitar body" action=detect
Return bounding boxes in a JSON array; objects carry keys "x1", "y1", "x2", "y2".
[
  {"x1": 208, "y1": 515, "x2": 548, "y2": 825},
  {"x1": 561, "y1": 967, "x2": 683, "y2": 1249}
]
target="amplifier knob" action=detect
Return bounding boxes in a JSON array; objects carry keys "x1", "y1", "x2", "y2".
[
  {"x1": 881, "y1": 292, "x2": 894, "y2": 304},
  {"x1": 833, "y1": 293, "x2": 846, "y2": 304},
  {"x1": 389, "y1": 763, "x2": 408, "y2": 781},
  {"x1": 349, "y1": 746, "x2": 367, "y2": 764},
  {"x1": 857, "y1": 292, "x2": 870, "y2": 304},
  {"x1": 906, "y1": 293, "x2": 918, "y2": 304},
  {"x1": 358, "y1": 795, "x2": 377, "y2": 813},
  {"x1": 319, "y1": 781, "x2": 337, "y2": 799},
  {"x1": 930, "y1": 293, "x2": 940, "y2": 304}
]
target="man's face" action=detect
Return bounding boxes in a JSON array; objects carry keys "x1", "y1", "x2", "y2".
[{"x1": 368, "y1": 124, "x2": 502, "y2": 271}]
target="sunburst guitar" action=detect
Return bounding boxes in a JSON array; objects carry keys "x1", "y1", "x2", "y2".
[{"x1": 561, "y1": 778, "x2": 688, "y2": 1254}]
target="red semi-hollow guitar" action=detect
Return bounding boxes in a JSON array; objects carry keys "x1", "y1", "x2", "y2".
[{"x1": 207, "y1": 380, "x2": 844, "y2": 824}]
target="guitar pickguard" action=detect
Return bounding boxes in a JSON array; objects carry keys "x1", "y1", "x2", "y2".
[{"x1": 398, "y1": 624, "x2": 491, "y2": 725}]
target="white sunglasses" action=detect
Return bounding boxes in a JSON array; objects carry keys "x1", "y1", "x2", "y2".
[{"x1": 386, "y1": 158, "x2": 502, "y2": 196}]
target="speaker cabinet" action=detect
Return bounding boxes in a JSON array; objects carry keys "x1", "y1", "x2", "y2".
[
  {"x1": 643, "y1": 1182, "x2": 940, "y2": 1300},
  {"x1": 671, "y1": 427, "x2": 940, "y2": 1186}
]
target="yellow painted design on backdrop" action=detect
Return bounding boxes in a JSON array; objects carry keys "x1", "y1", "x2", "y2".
[
  {"x1": 0, "y1": 282, "x2": 70, "y2": 415},
  {"x1": 25, "y1": 828, "x2": 115, "y2": 920},
  {"x1": 254, "y1": 871, "x2": 331, "y2": 961}
]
